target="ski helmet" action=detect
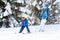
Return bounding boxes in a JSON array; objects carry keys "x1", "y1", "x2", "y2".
[{"x1": 22, "y1": 15, "x2": 27, "y2": 18}]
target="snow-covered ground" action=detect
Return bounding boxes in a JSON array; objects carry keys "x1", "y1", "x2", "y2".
[{"x1": 0, "y1": 24, "x2": 60, "y2": 40}]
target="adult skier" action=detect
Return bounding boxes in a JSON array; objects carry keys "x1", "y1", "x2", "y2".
[{"x1": 40, "y1": 3, "x2": 50, "y2": 31}]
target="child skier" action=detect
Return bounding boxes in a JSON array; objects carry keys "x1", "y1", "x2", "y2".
[
  {"x1": 40, "y1": 3, "x2": 50, "y2": 31},
  {"x1": 19, "y1": 16, "x2": 30, "y2": 33}
]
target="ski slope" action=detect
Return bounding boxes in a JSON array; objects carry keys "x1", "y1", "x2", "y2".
[{"x1": 0, "y1": 24, "x2": 60, "y2": 40}]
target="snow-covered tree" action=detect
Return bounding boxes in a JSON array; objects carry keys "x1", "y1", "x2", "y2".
[{"x1": 0, "y1": 0, "x2": 60, "y2": 28}]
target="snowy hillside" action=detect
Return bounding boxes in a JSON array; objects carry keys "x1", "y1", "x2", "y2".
[{"x1": 0, "y1": 30, "x2": 60, "y2": 40}]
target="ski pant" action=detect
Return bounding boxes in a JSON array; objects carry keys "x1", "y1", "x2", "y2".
[
  {"x1": 19, "y1": 26, "x2": 30, "y2": 33},
  {"x1": 40, "y1": 19, "x2": 47, "y2": 30}
]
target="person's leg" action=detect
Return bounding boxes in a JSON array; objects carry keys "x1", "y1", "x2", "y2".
[
  {"x1": 40, "y1": 19, "x2": 47, "y2": 31},
  {"x1": 26, "y1": 26, "x2": 30, "y2": 33},
  {"x1": 19, "y1": 26, "x2": 25, "y2": 33}
]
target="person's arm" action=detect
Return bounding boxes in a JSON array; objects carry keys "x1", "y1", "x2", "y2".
[
  {"x1": 41, "y1": 9, "x2": 45, "y2": 17},
  {"x1": 25, "y1": 20, "x2": 28, "y2": 26},
  {"x1": 46, "y1": 8, "x2": 51, "y2": 20}
]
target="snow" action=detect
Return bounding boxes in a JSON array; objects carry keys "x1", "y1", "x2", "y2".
[
  {"x1": 9, "y1": 16, "x2": 19, "y2": 27},
  {"x1": 53, "y1": 0, "x2": 60, "y2": 5},
  {"x1": 39, "y1": 1, "x2": 42, "y2": 5},
  {"x1": 55, "y1": 0, "x2": 60, "y2": 2},
  {"x1": 2, "y1": 0, "x2": 7, "y2": 4},
  {"x1": 3, "y1": 2, "x2": 12, "y2": 16},
  {"x1": 36, "y1": 5, "x2": 41, "y2": 10},
  {"x1": 32, "y1": 0, "x2": 38, "y2": 7},
  {"x1": 1, "y1": 16, "x2": 19, "y2": 28},
  {"x1": 0, "y1": 31, "x2": 60, "y2": 40},
  {"x1": 55, "y1": 10, "x2": 59, "y2": 13},
  {"x1": 19, "y1": 7, "x2": 31, "y2": 14},
  {"x1": 0, "y1": 24, "x2": 60, "y2": 40},
  {"x1": 0, "y1": 8, "x2": 3, "y2": 18},
  {"x1": 16, "y1": 0, "x2": 24, "y2": 4}
]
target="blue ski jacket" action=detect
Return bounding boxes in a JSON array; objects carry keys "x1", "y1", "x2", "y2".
[
  {"x1": 20, "y1": 19, "x2": 28, "y2": 27},
  {"x1": 41, "y1": 8, "x2": 50, "y2": 19}
]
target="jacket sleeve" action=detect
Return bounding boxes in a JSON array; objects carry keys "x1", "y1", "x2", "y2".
[
  {"x1": 25, "y1": 20, "x2": 28, "y2": 26},
  {"x1": 41, "y1": 9, "x2": 45, "y2": 17}
]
